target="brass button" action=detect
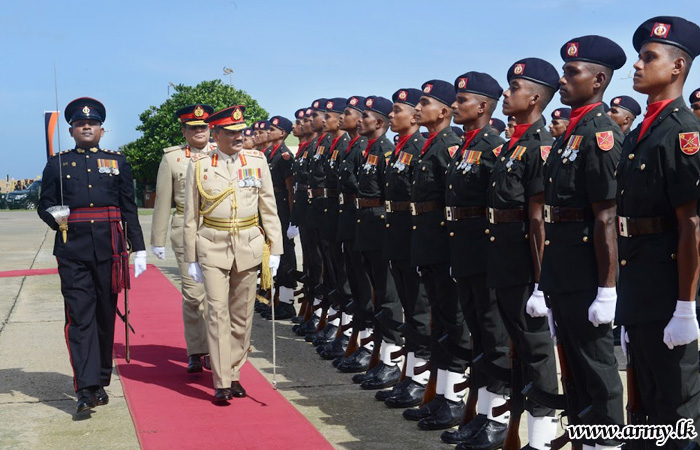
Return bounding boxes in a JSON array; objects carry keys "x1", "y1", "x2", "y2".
[
  {"x1": 87, "y1": 169, "x2": 91, "y2": 172},
  {"x1": 324, "y1": 208, "x2": 328, "y2": 212},
  {"x1": 386, "y1": 183, "x2": 389, "y2": 187},
  {"x1": 621, "y1": 190, "x2": 624, "y2": 195},
  {"x1": 86, "y1": 155, "x2": 90, "y2": 158},
  {"x1": 422, "y1": 167, "x2": 426, "y2": 171},
  {"x1": 524, "y1": 234, "x2": 528, "y2": 239},
  {"x1": 558, "y1": 149, "x2": 562, "y2": 154},
  {"x1": 357, "y1": 219, "x2": 361, "y2": 223},
  {"x1": 501, "y1": 157, "x2": 505, "y2": 162},
  {"x1": 90, "y1": 203, "x2": 94, "y2": 207},
  {"x1": 621, "y1": 259, "x2": 627, "y2": 266},
  {"x1": 88, "y1": 184, "x2": 92, "y2": 188},
  {"x1": 412, "y1": 225, "x2": 417, "y2": 230},
  {"x1": 549, "y1": 177, "x2": 553, "y2": 183},
  {"x1": 671, "y1": 253, "x2": 677, "y2": 260},
  {"x1": 66, "y1": 175, "x2": 70, "y2": 179},
  {"x1": 440, "y1": 221, "x2": 445, "y2": 226},
  {"x1": 386, "y1": 224, "x2": 390, "y2": 228},
  {"x1": 71, "y1": 162, "x2": 76, "y2": 167},
  {"x1": 544, "y1": 240, "x2": 550, "y2": 246},
  {"x1": 628, "y1": 153, "x2": 635, "y2": 160},
  {"x1": 449, "y1": 184, "x2": 453, "y2": 189},
  {"x1": 485, "y1": 229, "x2": 490, "y2": 234},
  {"x1": 380, "y1": 215, "x2": 385, "y2": 219},
  {"x1": 640, "y1": 164, "x2": 646, "y2": 171},
  {"x1": 339, "y1": 209, "x2": 343, "y2": 213},
  {"x1": 490, "y1": 236, "x2": 495, "y2": 242},
  {"x1": 90, "y1": 220, "x2": 95, "y2": 224},
  {"x1": 582, "y1": 236, "x2": 589, "y2": 243},
  {"x1": 412, "y1": 181, "x2": 416, "y2": 185},
  {"x1": 449, "y1": 232, "x2": 455, "y2": 237},
  {"x1": 492, "y1": 182, "x2": 496, "y2": 187}
]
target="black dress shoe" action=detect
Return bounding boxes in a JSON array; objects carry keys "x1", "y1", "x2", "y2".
[
  {"x1": 319, "y1": 335, "x2": 349, "y2": 360},
  {"x1": 230, "y1": 381, "x2": 246, "y2": 398},
  {"x1": 263, "y1": 303, "x2": 296, "y2": 320},
  {"x1": 94, "y1": 387, "x2": 109, "y2": 406},
  {"x1": 258, "y1": 304, "x2": 271, "y2": 317},
  {"x1": 385, "y1": 380, "x2": 426, "y2": 408},
  {"x1": 403, "y1": 394, "x2": 445, "y2": 421},
  {"x1": 291, "y1": 315, "x2": 303, "y2": 324},
  {"x1": 202, "y1": 354, "x2": 211, "y2": 371},
  {"x1": 332, "y1": 356, "x2": 343, "y2": 367},
  {"x1": 352, "y1": 362, "x2": 383, "y2": 384},
  {"x1": 375, "y1": 377, "x2": 411, "y2": 401},
  {"x1": 215, "y1": 388, "x2": 232, "y2": 402},
  {"x1": 361, "y1": 363, "x2": 401, "y2": 390},
  {"x1": 76, "y1": 388, "x2": 96, "y2": 414},
  {"x1": 187, "y1": 355, "x2": 203, "y2": 373},
  {"x1": 295, "y1": 316, "x2": 319, "y2": 336},
  {"x1": 337, "y1": 347, "x2": 371, "y2": 373},
  {"x1": 454, "y1": 418, "x2": 507, "y2": 450},
  {"x1": 441, "y1": 413, "x2": 488, "y2": 444},
  {"x1": 311, "y1": 325, "x2": 338, "y2": 346},
  {"x1": 418, "y1": 398, "x2": 466, "y2": 430}
]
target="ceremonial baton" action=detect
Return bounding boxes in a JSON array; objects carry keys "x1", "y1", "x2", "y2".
[{"x1": 124, "y1": 222, "x2": 131, "y2": 363}]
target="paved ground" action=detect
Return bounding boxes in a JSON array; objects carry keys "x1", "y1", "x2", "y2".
[{"x1": 0, "y1": 210, "x2": 628, "y2": 449}]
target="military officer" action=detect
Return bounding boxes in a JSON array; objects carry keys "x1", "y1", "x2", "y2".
[
  {"x1": 441, "y1": 72, "x2": 511, "y2": 448},
  {"x1": 485, "y1": 59, "x2": 560, "y2": 450},
  {"x1": 691, "y1": 88, "x2": 700, "y2": 119},
  {"x1": 38, "y1": 97, "x2": 147, "y2": 414},
  {"x1": 607, "y1": 95, "x2": 642, "y2": 134},
  {"x1": 404, "y1": 80, "x2": 465, "y2": 431},
  {"x1": 540, "y1": 36, "x2": 627, "y2": 450},
  {"x1": 548, "y1": 107, "x2": 571, "y2": 139},
  {"x1": 183, "y1": 105, "x2": 282, "y2": 402},
  {"x1": 616, "y1": 16, "x2": 700, "y2": 448},
  {"x1": 490, "y1": 118, "x2": 506, "y2": 136},
  {"x1": 151, "y1": 104, "x2": 216, "y2": 373}
]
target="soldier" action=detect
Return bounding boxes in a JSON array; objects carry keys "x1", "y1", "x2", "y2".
[
  {"x1": 691, "y1": 88, "x2": 700, "y2": 119},
  {"x1": 242, "y1": 128, "x2": 256, "y2": 150},
  {"x1": 617, "y1": 16, "x2": 700, "y2": 448},
  {"x1": 607, "y1": 95, "x2": 642, "y2": 134},
  {"x1": 548, "y1": 107, "x2": 571, "y2": 139},
  {"x1": 441, "y1": 72, "x2": 511, "y2": 448},
  {"x1": 403, "y1": 80, "x2": 465, "y2": 431},
  {"x1": 183, "y1": 105, "x2": 282, "y2": 402},
  {"x1": 541, "y1": 35, "x2": 627, "y2": 450},
  {"x1": 151, "y1": 104, "x2": 216, "y2": 373},
  {"x1": 38, "y1": 97, "x2": 147, "y2": 413},
  {"x1": 505, "y1": 116, "x2": 517, "y2": 139},
  {"x1": 490, "y1": 118, "x2": 506, "y2": 136},
  {"x1": 378, "y1": 88, "x2": 431, "y2": 407},
  {"x1": 485, "y1": 58, "x2": 560, "y2": 450}
]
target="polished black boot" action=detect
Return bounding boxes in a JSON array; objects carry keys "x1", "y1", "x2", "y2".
[
  {"x1": 337, "y1": 347, "x2": 371, "y2": 373},
  {"x1": 311, "y1": 325, "x2": 338, "y2": 346},
  {"x1": 375, "y1": 377, "x2": 411, "y2": 401},
  {"x1": 295, "y1": 315, "x2": 320, "y2": 336},
  {"x1": 262, "y1": 302, "x2": 296, "y2": 320},
  {"x1": 319, "y1": 335, "x2": 349, "y2": 360},
  {"x1": 454, "y1": 418, "x2": 507, "y2": 450},
  {"x1": 93, "y1": 387, "x2": 109, "y2": 406},
  {"x1": 403, "y1": 394, "x2": 445, "y2": 421},
  {"x1": 441, "y1": 413, "x2": 488, "y2": 444},
  {"x1": 361, "y1": 363, "x2": 401, "y2": 390},
  {"x1": 417, "y1": 398, "x2": 466, "y2": 430},
  {"x1": 351, "y1": 360, "x2": 382, "y2": 383},
  {"x1": 76, "y1": 388, "x2": 96, "y2": 414},
  {"x1": 385, "y1": 380, "x2": 426, "y2": 408},
  {"x1": 187, "y1": 354, "x2": 203, "y2": 373}
]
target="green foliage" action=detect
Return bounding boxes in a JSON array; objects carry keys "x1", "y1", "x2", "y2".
[{"x1": 122, "y1": 80, "x2": 268, "y2": 182}]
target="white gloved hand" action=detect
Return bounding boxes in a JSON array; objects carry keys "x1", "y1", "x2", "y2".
[
  {"x1": 588, "y1": 287, "x2": 617, "y2": 327},
  {"x1": 663, "y1": 301, "x2": 699, "y2": 350},
  {"x1": 621, "y1": 325, "x2": 629, "y2": 357},
  {"x1": 547, "y1": 308, "x2": 556, "y2": 341},
  {"x1": 134, "y1": 250, "x2": 147, "y2": 278},
  {"x1": 151, "y1": 245, "x2": 166, "y2": 260},
  {"x1": 188, "y1": 262, "x2": 203, "y2": 283},
  {"x1": 287, "y1": 224, "x2": 299, "y2": 239},
  {"x1": 525, "y1": 283, "x2": 548, "y2": 318},
  {"x1": 269, "y1": 254, "x2": 280, "y2": 277}
]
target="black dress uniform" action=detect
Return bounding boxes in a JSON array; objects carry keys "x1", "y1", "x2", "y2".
[
  {"x1": 615, "y1": 17, "x2": 700, "y2": 449},
  {"x1": 38, "y1": 98, "x2": 145, "y2": 405}
]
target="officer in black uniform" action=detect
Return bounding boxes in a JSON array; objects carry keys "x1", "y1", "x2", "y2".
[
  {"x1": 441, "y1": 72, "x2": 511, "y2": 448},
  {"x1": 38, "y1": 97, "x2": 146, "y2": 414},
  {"x1": 490, "y1": 118, "x2": 506, "y2": 136},
  {"x1": 486, "y1": 58, "x2": 560, "y2": 450},
  {"x1": 260, "y1": 115, "x2": 297, "y2": 320},
  {"x1": 540, "y1": 35, "x2": 627, "y2": 450},
  {"x1": 607, "y1": 95, "x2": 641, "y2": 135},
  {"x1": 378, "y1": 88, "x2": 431, "y2": 407},
  {"x1": 691, "y1": 88, "x2": 700, "y2": 119},
  {"x1": 548, "y1": 107, "x2": 571, "y2": 139},
  {"x1": 617, "y1": 16, "x2": 700, "y2": 449},
  {"x1": 403, "y1": 80, "x2": 465, "y2": 431}
]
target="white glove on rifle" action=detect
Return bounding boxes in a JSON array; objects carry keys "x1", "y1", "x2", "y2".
[
  {"x1": 287, "y1": 224, "x2": 299, "y2": 239},
  {"x1": 526, "y1": 283, "x2": 548, "y2": 318},
  {"x1": 547, "y1": 308, "x2": 556, "y2": 341},
  {"x1": 151, "y1": 246, "x2": 166, "y2": 260},
  {"x1": 588, "y1": 287, "x2": 617, "y2": 327},
  {"x1": 663, "y1": 301, "x2": 699, "y2": 350},
  {"x1": 134, "y1": 251, "x2": 147, "y2": 278},
  {"x1": 188, "y1": 262, "x2": 203, "y2": 283},
  {"x1": 621, "y1": 325, "x2": 629, "y2": 357},
  {"x1": 269, "y1": 255, "x2": 280, "y2": 277}
]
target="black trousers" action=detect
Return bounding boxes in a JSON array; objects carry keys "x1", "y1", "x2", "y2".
[
  {"x1": 320, "y1": 237, "x2": 351, "y2": 310},
  {"x1": 391, "y1": 259, "x2": 431, "y2": 360},
  {"x1": 458, "y1": 274, "x2": 509, "y2": 395},
  {"x1": 628, "y1": 321, "x2": 700, "y2": 450},
  {"x1": 342, "y1": 239, "x2": 373, "y2": 328},
  {"x1": 58, "y1": 256, "x2": 118, "y2": 391},
  {"x1": 361, "y1": 249, "x2": 401, "y2": 344},
  {"x1": 548, "y1": 291, "x2": 624, "y2": 446},
  {"x1": 495, "y1": 284, "x2": 557, "y2": 416},
  {"x1": 276, "y1": 210, "x2": 297, "y2": 289},
  {"x1": 299, "y1": 221, "x2": 323, "y2": 298}
]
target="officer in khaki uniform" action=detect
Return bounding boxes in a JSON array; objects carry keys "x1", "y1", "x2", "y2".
[
  {"x1": 151, "y1": 104, "x2": 216, "y2": 373},
  {"x1": 183, "y1": 104, "x2": 282, "y2": 402}
]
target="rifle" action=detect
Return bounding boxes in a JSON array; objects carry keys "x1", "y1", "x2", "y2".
[
  {"x1": 626, "y1": 344, "x2": 650, "y2": 450},
  {"x1": 420, "y1": 365, "x2": 437, "y2": 405},
  {"x1": 499, "y1": 340, "x2": 523, "y2": 450},
  {"x1": 548, "y1": 340, "x2": 579, "y2": 450}
]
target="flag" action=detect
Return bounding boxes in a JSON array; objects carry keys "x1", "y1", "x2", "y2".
[{"x1": 44, "y1": 111, "x2": 59, "y2": 159}]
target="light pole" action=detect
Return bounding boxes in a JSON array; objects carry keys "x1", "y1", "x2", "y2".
[
  {"x1": 223, "y1": 67, "x2": 234, "y2": 88},
  {"x1": 167, "y1": 81, "x2": 175, "y2": 97}
]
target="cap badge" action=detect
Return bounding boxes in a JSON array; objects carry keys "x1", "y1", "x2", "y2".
[
  {"x1": 398, "y1": 91, "x2": 407, "y2": 101},
  {"x1": 232, "y1": 107, "x2": 243, "y2": 121},
  {"x1": 554, "y1": 111, "x2": 560, "y2": 118},
  {"x1": 82, "y1": 106, "x2": 90, "y2": 114},
  {"x1": 350, "y1": 97, "x2": 358, "y2": 106},
  {"x1": 306, "y1": 108, "x2": 313, "y2": 115},
  {"x1": 366, "y1": 98, "x2": 374, "y2": 108},
  {"x1": 613, "y1": 98, "x2": 621, "y2": 105},
  {"x1": 326, "y1": 101, "x2": 334, "y2": 110},
  {"x1": 567, "y1": 42, "x2": 579, "y2": 57},
  {"x1": 297, "y1": 111, "x2": 304, "y2": 118},
  {"x1": 652, "y1": 22, "x2": 671, "y2": 39},
  {"x1": 457, "y1": 78, "x2": 467, "y2": 89},
  {"x1": 194, "y1": 105, "x2": 204, "y2": 117},
  {"x1": 696, "y1": 92, "x2": 700, "y2": 99},
  {"x1": 313, "y1": 101, "x2": 319, "y2": 108},
  {"x1": 513, "y1": 64, "x2": 525, "y2": 75},
  {"x1": 423, "y1": 84, "x2": 433, "y2": 94},
  {"x1": 272, "y1": 118, "x2": 279, "y2": 125}
]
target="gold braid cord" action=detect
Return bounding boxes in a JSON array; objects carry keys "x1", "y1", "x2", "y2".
[{"x1": 195, "y1": 160, "x2": 238, "y2": 217}]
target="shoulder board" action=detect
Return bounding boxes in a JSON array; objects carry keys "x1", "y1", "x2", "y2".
[
  {"x1": 101, "y1": 149, "x2": 118, "y2": 154},
  {"x1": 51, "y1": 149, "x2": 73, "y2": 158},
  {"x1": 191, "y1": 152, "x2": 209, "y2": 161},
  {"x1": 241, "y1": 149, "x2": 264, "y2": 158},
  {"x1": 163, "y1": 144, "x2": 186, "y2": 154}
]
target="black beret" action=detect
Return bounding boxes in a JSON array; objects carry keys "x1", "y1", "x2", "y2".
[
  {"x1": 507, "y1": 58, "x2": 560, "y2": 91},
  {"x1": 174, "y1": 104, "x2": 214, "y2": 125},
  {"x1": 490, "y1": 118, "x2": 506, "y2": 134},
  {"x1": 454, "y1": 72, "x2": 503, "y2": 100},
  {"x1": 689, "y1": 88, "x2": 700, "y2": 105},
  {"x1": 421, "y1": 79, "x2": 457, "y2": 107},
  {"x1": 561, "y1": 35, "x2": 626, "y2": 70},
  {"x1": 451, "y1": 126, "x2": 465, "y2": 138},
  {"x1": 325, "y1": 98, "x2": 347, "y2": 114},
  {"x1": 311, "y1": 98, "x2": 328, "y2": 112},
  {"x1": 347, "y1": 96, "x2": 367, "y2": 113},
  {"x1": 259, "y1": 121, "x2": 270, "y2": 130},
  {"x1": 65, "y1": 97, "x2": 105, "y2": 124},
  {"x1": 243, "y1": 128, "x2": 253, "y2": 137},
  {"x1": 610, "y1": 95, "x2": 641, "y2": 116},
  {"x1": 269, "y1": 116, "x2": 293, "y2": 134},
  {"x1": 294, "y1": 108, "x2": 306, "y2": 121},
  {"x1": 633, "y1": 16, "x2": 700, "y2": 58},
  {"x1": 551, "y1": 108, "x2": 571, "y2": 120},
  {"x1": 364, "y1": 96, "x2": 393, "y2": 118},
  {"x1": 392, "y1": 88, "x2": 423, "y2": 107}
]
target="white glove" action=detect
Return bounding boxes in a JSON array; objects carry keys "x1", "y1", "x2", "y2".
[
  {"x1": 663, "y1": 301, "x2": 699, "y2": 350},
  {"x1": 621, "y1": 325, "x2": 629, "y2": 357},
  {"x1": 287, "y1": 224, "x2": 299, "y2": 239},
  {"x1": 526, "y1": 284, "x2": 548, "y2": 318},
  {"x1": 188, "y1": 262, "x2": 203, "y2": 283},
  {"x1": 547, "y1": 308, "x2": 556, "y2": 341},
  {"x1": 588, "y1": 287, "x2": 617, "y2": 327},
  {"x1": 134, "y1": 250, "x2": 147, "y2": 278},
  {"x1": 151, "y1": 245, "x2": 166, "y2": 260},
  {"x1": 269, "y1": 254, "x2": 280, "y2": 277}
]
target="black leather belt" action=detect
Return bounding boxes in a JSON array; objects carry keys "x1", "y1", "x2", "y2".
[
  {"x1": 410, "y1": 201, "x2": 445, "y2": 216},
  {"x1": 385, "y1": 200, "x2": 411, "y2": 213},
  {"x1": 445, "y1": 206, "x2": 487, "y2": 221},
  {"x1": 355, "y1": 197, "x2": 384, "y2": 209},
  {"x1": 617, "y1": 215, "x2": 674, "y2": 237},
  {"x1": 544, "y1": 205, "x2": 593, "y2": 223},
  {"x1": 487, "y1": 207, "x2": 525, "y2": 224}
]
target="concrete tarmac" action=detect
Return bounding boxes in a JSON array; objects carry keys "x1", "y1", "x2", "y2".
[{"x1": 0, "y1": 210, "x2": 627, "y2": 449}]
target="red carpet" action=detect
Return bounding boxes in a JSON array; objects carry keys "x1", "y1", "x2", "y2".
[
  {"x1": 0, "y1": 268, "x2": 58, "y2": 278},
  {"x1": 113, "y1": 264, "x2": 332, "y2": 450}
]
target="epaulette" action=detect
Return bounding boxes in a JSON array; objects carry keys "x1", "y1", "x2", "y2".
[
  {"x1": 51, "y1": 149, "x2": 73, "y2": 158},
  {"x1": 191, "y1": 152, "x2": 209, "y2": 162},
  {"x1": 241, "y1": 149, "x2": 264, "y2": 158},
  {"x1": 163, "y1": 144, "x2": 186, "y2": 154},
  {"x1": 102, "y1": 149, "x2": 119, "y2": 154}
]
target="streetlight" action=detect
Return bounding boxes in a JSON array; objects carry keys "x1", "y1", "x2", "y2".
[
  {"x1": 223, "y1": 66, "x2": 234, "y2": 88},
  {"x1": 167, "y1": 81, "x2": 176, "y2": 97}
]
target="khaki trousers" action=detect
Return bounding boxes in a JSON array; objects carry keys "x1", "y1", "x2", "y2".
[{"x1": 200, "y1": 262, "x2": 257, "y2": 388}]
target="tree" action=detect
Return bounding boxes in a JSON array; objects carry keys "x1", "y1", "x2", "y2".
[{"x1": 122, "y1": 79, "x2": 268, "y2": 183}]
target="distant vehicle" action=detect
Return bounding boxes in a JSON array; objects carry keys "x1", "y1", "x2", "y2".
[
  {"x1": 0, "y1": 192, "x2": 6, "y2": 209},
  {"x1": 6, "y1": 180, "x2": 42, "y2": 210}
]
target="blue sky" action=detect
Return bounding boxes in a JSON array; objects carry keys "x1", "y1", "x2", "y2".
[{"x1": 2, "y1": 0, "x2": 699, "y2": 179}]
